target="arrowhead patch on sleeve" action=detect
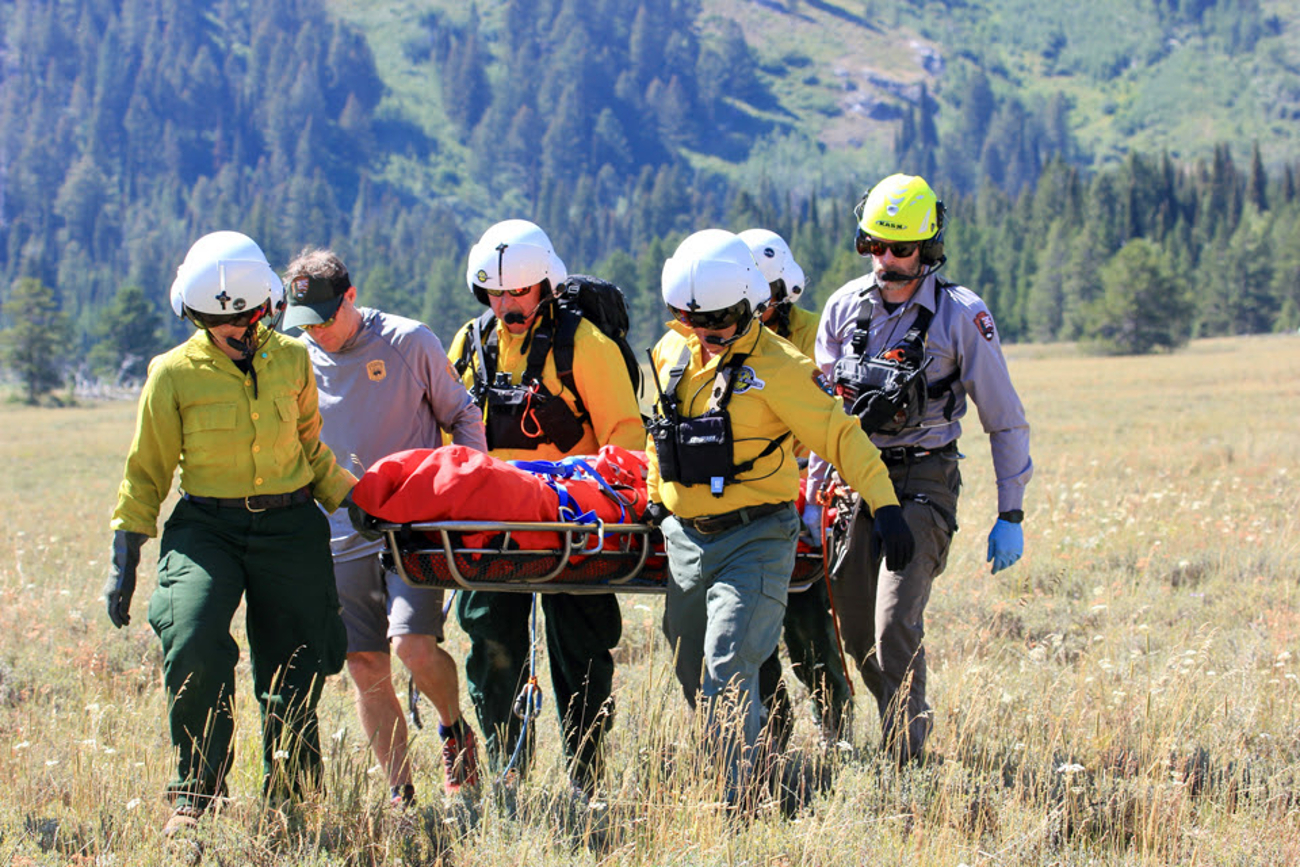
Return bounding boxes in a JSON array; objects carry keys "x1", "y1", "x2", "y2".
[{"x1": 975, "y1": 311, "x2": 996, "y2": 342}]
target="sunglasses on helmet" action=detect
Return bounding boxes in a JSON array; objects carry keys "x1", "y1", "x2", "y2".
[
  {"x1": 855, "y1": 229, "x2": 920, "y2": 259},
  {"x1": 669, "y1": 300, "x2": 749, "y2": 331},
  {"x1": 190, "y1": 305, "x2": 267, "y2": 329}
]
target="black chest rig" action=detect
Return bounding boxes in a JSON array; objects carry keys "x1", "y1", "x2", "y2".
[
  {"x1": 648, "y1": 344, "x2": 788, "y2": 497},
  {"x1": 832, "y1": 282, "x2": 959, "y2": 435},
  {"x1": 461, "y1": 307, "x2": 587, "y2": 452}
]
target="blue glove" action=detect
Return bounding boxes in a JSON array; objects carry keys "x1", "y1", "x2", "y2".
[
  {"x1": 986, "y1": 519, "x2": 1024, "y2": 573},
  {"x1": 801, "y1": 503, "x2": 823, "y2": 547}
]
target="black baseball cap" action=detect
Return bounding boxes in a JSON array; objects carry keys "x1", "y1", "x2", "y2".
[{"x1": 283, "y1": 272, "x2": 351, "y2": 329}]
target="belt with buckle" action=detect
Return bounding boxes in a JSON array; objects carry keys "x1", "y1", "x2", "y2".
[
  {"x1": 184, "y1": 486, "x2": 313, "y2": 512},
  {"x1": 678, "y1": 501, "x2": 791, "y2": 535},
  {"x1": 878, "y1": 441, "x2": 958, "y2": 467}
]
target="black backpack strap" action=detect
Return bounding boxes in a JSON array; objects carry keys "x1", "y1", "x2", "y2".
[
  {"x1": 521, "y1": 303, "x2": 556, "y2": 388},
  {"x1": 658, "y1": 344, "x2": 693, "y2": 415},
  {"x1": 551, "y1": 307, "x2": 586, "y2": 420},
  {"x1": 714, "y1": 352, "x2": 791, "y2": 475},
  {"x1": 458, "y1": 311, "x2": 498, "y2": 407},
  {"x1": 922, "y1": 279, "x2": 960, "y2": 420}
]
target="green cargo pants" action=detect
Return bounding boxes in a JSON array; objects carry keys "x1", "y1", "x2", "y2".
[
  {"x1": 147, "y1": 498, "x2": 347, "y2": 810},
  {"x1": 757, "y1": 574, "x2": 854, "y2": 751},
  {"x1": 456, "y1": 589, "x2": 621, "y2": 790}
]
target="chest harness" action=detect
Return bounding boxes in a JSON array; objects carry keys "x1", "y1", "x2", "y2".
[
  {"x1": 832, "y1": 281, "x2": 960, "y2": 435},
  {"x1": 648, "y1": 344, "x2": 788, "y2": 497},
  {"x1": 457, "y1": 305, "x2": 587, "y2": 452}
]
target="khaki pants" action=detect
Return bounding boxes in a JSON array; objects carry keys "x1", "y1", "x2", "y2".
[{"x1": 831, "y1": 451, "x2": 960, "y2": 761}]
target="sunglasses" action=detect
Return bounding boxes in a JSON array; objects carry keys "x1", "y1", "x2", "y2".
[
  {"x1": 191, "y1": 306, "x2": 266, "y2": 329},
  {"x1": 480, "y1": 285, "x2": 534, "y2": 298},
  {"x1": 669, "y1": 300, "x2": 748, "y2": 331},
  {"x1": 301, "y1": 314, "x2": 337, "y2": 332},
  {"x1": 855, "y1": 230, "x2": 920, "y2": 259}
]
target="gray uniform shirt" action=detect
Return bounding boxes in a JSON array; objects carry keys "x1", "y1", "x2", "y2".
[
  {"x1": 306, "y1": 308, "x2": 487, "y2": 561},
  {"x1": 807, "y1": 273, "x2": 1032, "y2": 513}
]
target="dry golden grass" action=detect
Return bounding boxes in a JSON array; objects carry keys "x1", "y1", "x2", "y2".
[{"x1": 1, "y1": 333, "x2": 1299, "y2": 865}]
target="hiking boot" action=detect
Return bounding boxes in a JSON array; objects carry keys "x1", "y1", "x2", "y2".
[
  {"x1": 162, "y1": 804, "x2": 204, "y2": 837},
  {"x1": 441, "y1": 722, "x2": 480, "y2": 794},
  {"x1": 389, "y1": 783, "x2": 416, "y2": 811}
]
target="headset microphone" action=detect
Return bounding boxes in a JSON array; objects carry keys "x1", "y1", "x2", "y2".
[{"x1": 503, "y1": 311, "x2": 527, "y2": 326}]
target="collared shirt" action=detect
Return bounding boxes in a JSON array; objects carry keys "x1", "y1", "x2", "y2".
[
  {"x1": 646, "y1": 321, "x2": 898, "y2": 519},
  {"x1": 111, "y1": 328, "x2": 357, "y2": 536},
  {"x1": 808, "y1": 272, "x2": 1033, "y2": 513},
  {"x1": 307, "y1": 308, "x2": 488, "y2": 558},
  {"x1": 448, "y1": 311, "x2": 644, "y2": 461}
]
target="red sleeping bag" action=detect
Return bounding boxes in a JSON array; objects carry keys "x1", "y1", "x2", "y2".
[{"x1": 351, "y1": 445, "x2": 649, "y2": 551}]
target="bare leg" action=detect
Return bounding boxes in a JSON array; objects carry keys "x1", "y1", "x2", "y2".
[
  {"x1": 392, "y1": 634, "x2": 465, "y2": 727},
  {"x1": 346, "y1": 651, "x2": 410, "y2": 791}
]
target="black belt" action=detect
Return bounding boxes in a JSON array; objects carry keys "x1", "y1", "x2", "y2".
[
  {"x1": 678, "y1": 501, "x2": 791, "y2": 535},
  {"x1": 878, "y1": 441, "x2": 958, "y2": 467},
  {"x1": 184, "y1": 486, "x2": 313, "y2": 512}
]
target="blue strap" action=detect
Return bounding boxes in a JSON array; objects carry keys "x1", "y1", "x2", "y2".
[{"x1": 509, "y1": 458, "x2": 627, "y2": 524}]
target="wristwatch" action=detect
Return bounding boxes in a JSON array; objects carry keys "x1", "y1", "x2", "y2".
[{"x1": 997, "y1": 509, "x2": 1024, "y2": 524}]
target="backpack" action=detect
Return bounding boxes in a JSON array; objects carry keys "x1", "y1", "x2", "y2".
[{"x1": 454, "y1": 274, "x2": 643, "y2": 421}]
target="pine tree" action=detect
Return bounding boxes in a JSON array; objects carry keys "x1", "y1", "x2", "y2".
[
  {"x1": 1, "y1": 277, "x2": 71, "y2": 404},
  {"x1": 1085, "y1": 238, "x2": 1189, "y2": 355},
  {"x1": 87, "y1": 283, "x2": 165, "y2": 382}
]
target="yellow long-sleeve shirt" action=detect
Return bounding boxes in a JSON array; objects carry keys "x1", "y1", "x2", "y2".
[
  {"x1": 111, "y1": 328, "x2": 357, "y2": 536},
  {"x1": 448, "y1": 313, "x2": 644, "y2": 461},
  {"x1": 646, "y1": 321, "x2": 897, "y2": 519},
  {"x1": 781, "y1": 304, "x2": 819, "y2": 358}
]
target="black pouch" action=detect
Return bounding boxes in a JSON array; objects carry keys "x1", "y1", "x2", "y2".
[
  {"x1": 485, "y1": 384, "x2": 585, "y2": 452},
  {"x1": 675, "y1": 412, "x2": 734, "y2": 491},
  {"x1": 839, "y1": 355, "x2": 926, "y2": 435},
  {"x1": 485, "y1": 386, "x2": 540, "y2": 451},
  {"x1": 528, "y1": 387, "x2": 586, "y2": 452},
  {"x1": 648, "y1": 416, "x2": 682, "y2": 484}
]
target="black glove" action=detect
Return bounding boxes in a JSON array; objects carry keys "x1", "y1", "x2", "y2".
[
  {"x1": 103, "y1": 530, "x2": 147, "y2": 628},
  {"x1": 871, "y1": 504, "x2": 914, "y2": 573},
  {"x1": 344, "y1": 492, "x2": 384, "y2": 542},
  {"x1": 851, "y1": 390, "x2": 905, "y2": 435},
  {"x1": 640, "y1": 502, "x2": 670, "y2": 529}
]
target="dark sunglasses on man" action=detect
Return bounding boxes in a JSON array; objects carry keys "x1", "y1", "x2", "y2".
[{"x1": 854, "y1": 228, "x2": 920, "y2": 259}]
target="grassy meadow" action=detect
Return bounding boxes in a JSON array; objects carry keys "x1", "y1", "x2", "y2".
[{"x1": 1, "y1": 333, "x2": 1299, "y2": 865}]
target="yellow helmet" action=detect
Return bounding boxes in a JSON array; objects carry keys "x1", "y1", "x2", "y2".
[{"x1": 854, "y1": 174, "x2": 946, "y2": 263}]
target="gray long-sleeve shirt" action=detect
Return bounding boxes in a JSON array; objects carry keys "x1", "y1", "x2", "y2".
[
  {"x1": 306, "y1": 307, "x2": 487, "y2": 560},
  {"x1": 807, "y1": 273, "x2": 1032, "y2": 514}
]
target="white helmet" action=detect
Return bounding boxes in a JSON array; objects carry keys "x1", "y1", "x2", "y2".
[
  {"x1": 169, "y1": 231, "x2": 282, "y2": 320},
  {"x1": 738, "y1": 228, "x2": 805, "y2": 305},
  {"x1": 661, "y1": 229, "x2": 768, "y2": 337},
  {"x1": 466, "y1": 219, "x2": 568, "y2": 306}
]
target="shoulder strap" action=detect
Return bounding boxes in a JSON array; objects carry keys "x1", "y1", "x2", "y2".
[
  {"x1": 522, "y1": 303, "x2": 555, "y2": 387},
  {"x1": 456, "y1": 311, "x2": 498, "y2": 407},
  {"x1": 923, "y1": 280, "x2": 961, "y2": 417},
  {"x1": 715, "y1": 351, "x2": 790, "y2": 474},
  {"x1": 660, "y1": 344, "x2": 693, "y2": 414},
  {"x1": 551, "y1": 307, "x2": 586, "y2": 419}
]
